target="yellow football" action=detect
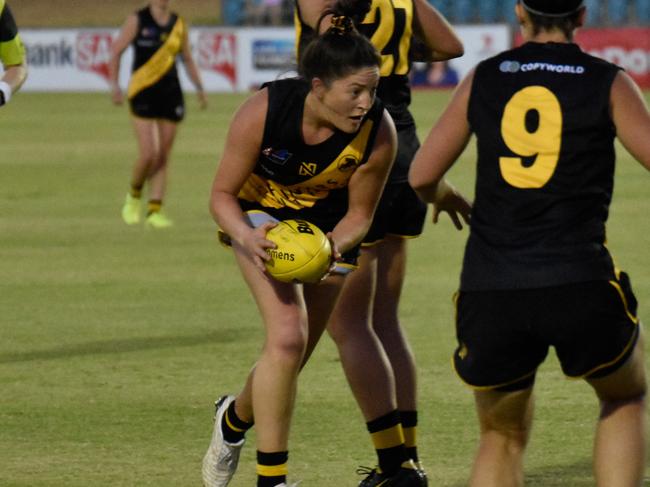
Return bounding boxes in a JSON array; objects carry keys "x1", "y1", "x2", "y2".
[{"x1": 264, "y1": 219, "x2": 332, "y2": 283}]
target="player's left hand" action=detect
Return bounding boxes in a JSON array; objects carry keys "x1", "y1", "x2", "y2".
[
  {"x1": 320, "y1": 233, "x2": 342, "y2": 282},
  {"x1": 432, "y1": 179, "x2": 472, "y2": 230}
]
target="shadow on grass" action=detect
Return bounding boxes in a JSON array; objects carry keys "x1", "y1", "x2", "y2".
[
  {"x1": 448, "y1": 459, "x2": 598, "y2": 487},
  {"x1": 0, "y1": 330, "x2": 242, "y2": 363}
]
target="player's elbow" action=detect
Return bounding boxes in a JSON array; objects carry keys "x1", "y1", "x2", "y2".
[
  {"x1": 444, "y1": 38, "x2": 464, "y2": 59},
  {"x1": 433, "y1": 41, "x2": 464, "y2": 61}
]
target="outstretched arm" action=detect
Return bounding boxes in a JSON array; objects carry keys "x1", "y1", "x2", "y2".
[
  {"x1": 412, "y1": 0, "x2": 464, "y2": 62},
  {"x1": 611, "y1": 70, "x2": 650, "y2": 171},
  {"x1": 409, "y1": 70, "x2": 474, "y2": 228}
]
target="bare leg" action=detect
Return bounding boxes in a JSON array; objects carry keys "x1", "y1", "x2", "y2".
[
  {"x1": 148, "y1": 119, "x2": 178, "y2": 201},
  {"x1": 231, "y1": 243, "x2": 307, "y2": 451},
  {"x1": 130, "y1": 117, "x2": 160, "y2": 189},
  {"x1": 588, "y1": 332, "x2": 647, "y2": 487},
  {"x1": 372, "y1": 236, "x2": 417, "y2": 411},
  {"x1": 328, "y1": 247, "x2": 397, "y2": 420},
  {"x1": 233, "y1": 274, "x2": 346, "y2": 425},
  {"x1": 469, "y1": 387, "x2": 534, "y2": 487}
]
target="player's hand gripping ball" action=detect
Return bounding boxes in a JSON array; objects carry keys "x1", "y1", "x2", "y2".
[{"x1": 264, "y1": 219, "x2": 332, "y2": 283}]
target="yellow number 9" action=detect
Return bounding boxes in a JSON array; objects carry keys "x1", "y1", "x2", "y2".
[{"x1": 499, "y1": 86, "x2": 563, "y2": 189}]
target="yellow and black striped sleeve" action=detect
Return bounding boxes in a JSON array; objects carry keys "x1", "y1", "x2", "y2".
[{"x1": 0, "y1": 0, "x2": 26, "y2": 66}]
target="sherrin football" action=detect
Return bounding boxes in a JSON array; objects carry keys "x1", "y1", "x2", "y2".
[{"x1": 264, "y1": 219, "x2": 332, "y2": 283}]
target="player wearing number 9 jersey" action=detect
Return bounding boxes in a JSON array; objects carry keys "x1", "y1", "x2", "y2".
[{"x1": 410, "y1": 1, "x2": 650, "y2": 486}]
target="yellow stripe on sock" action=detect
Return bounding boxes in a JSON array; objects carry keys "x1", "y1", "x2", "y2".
[
  {"x1": 148, "y1": 202, "x2": 162, "y2": 213},
  {"x1": 256, "y1": 463, "x2": 288, "y2": 477},
  {"x1": 224, "y1": 409, "x2": 246, "y2": 433},
  {"x1": 403, "y1": 426, "x2": 417, "y2": 449},
  {"x1": 371, "y1": 424, "x2": 405, "y2": 450}
]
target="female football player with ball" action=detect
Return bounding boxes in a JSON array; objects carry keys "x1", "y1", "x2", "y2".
[{"x1": 204, "y1": 11, "x2": 397, "y2": 487}]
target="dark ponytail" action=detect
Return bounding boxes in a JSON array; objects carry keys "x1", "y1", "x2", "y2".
[{"x1": 299, "y1": 13, "x2": 380, "y2": 86}]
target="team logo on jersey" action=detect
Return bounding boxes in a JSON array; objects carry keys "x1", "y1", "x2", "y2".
[
  {"x1": 499, "y1": 60, "x2": 521, "y2": 73},
  {"x1": 299, "y1": 162, "x2": 318, "y2": 177},
  {"x1": 337, "y1": 155, "x2": 360, "y2": 172},
  {"x1": 141, "y1": 27, "x2": 156, "y2": 38},
  {"x1": 500, "y1": 60, "x2": 585, "y2": 75},
  {"x1": 262, "y1": 147, "x2": 292, "y2": 165}
]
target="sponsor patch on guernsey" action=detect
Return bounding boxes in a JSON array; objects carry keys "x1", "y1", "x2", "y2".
[{"x1": 499, "y1": 60, "x2": 585, "y2": 74}]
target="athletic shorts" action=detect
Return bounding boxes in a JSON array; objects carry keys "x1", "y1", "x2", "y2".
[
  {"x1": 217, "y1": 210, "x2": 360, "y2": 275},
  {"x1": 453, "y1": 272, "x2": 640, "y2": 391},
  {"x1": 362, "y1": 182, "x2": 427, "y2": 245},
  {"x1": 363, "y1": 122, "x2": 426, "y2": 245},
  {"x1": 129, "y1": 77, "x2": 185, "y2": 122}
]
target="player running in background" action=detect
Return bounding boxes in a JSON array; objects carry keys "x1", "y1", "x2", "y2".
[
  {"x1": 0, "y1": 0, "x2": 27, "y2": 107},
  {"x1": 410, "y1": 1, "x2": 649, "y2": 486},
  {"x1": 109, "y1": 0, "x2": 207, "y2": 229},
  {"x1": 202, "y1": 14, "x2": 398, "y2": 487},
  {"x1": 295, "y1": 1, "x2": 469, "y2": 485}
]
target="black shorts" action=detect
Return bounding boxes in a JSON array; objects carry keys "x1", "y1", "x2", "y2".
[
  {"x1": 453, "y1": 272, "x2": 640, "y2": 391},
  {"x1": 362, "y1": 181, "x2": 427, "y2": 245},
  {"x1": 129, "y1": 77, "x2": 185, "y2": 122},
  {"x1": 363, "y1": 122, "x2": 426, "y2": 244}
]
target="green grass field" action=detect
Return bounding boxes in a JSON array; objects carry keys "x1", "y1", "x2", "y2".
[{"x1": 1, "y1": 90, "x2": 649, "y2": 486}]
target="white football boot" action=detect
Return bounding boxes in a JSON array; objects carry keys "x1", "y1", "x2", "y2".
[{"x1": 202, "y1": 395, "x2": 245, "y2": 487}]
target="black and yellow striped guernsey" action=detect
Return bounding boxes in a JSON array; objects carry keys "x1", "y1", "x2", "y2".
[
  {"x1": 294, "y1": 0, "x2": 413, "y2": 128},
  {"x1": 461, "y1": 42, "x2": 622, "y2": 291},
  {"x1": 238, "y1": 78, "x2": 384, "y2": 232},
  {"x1": 0, "y1": 0, "x2": 25, "y2": 67},
  {"x1": 127, "y1": 6, "x2": 185, "y2": 99}
]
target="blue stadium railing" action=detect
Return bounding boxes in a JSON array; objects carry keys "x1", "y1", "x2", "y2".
[{"x1": 221, "y1": 0, "x2": 650, "y2": 26}]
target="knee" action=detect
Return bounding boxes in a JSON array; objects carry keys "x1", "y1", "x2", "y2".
[
  {"x1": 139, "y1": 150, "x2": 158, "y2": 166},
  {"x1": 327, "y1": 317, "x2": 372, "y2": 347},
  {"x1": 155, "y1": 150, "x2": 169, "y2": 168},
  {"x1": 265, "y1": 315, "x2": 308, "y2": 366}
]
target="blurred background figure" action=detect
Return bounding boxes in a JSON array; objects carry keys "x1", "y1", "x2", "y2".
[
  {"x1": 109, "y1": 0, "x2": 207, "y2": 229},
  {"x1": 0, "y1": 0, "x2": 27, "y2": 107},
  {"x1": 246, "y1": 0, "x2": 285, "y2": 25},
  {"x1": 411, "y1": 60, "x2": 459, "y2": 88}
]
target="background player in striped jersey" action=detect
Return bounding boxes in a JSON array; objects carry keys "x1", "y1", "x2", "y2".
[
  {"x1": 410, "y1": 1, "x2": 650, "y2": 486},
  {"x1": 109, "y1": 0, "x2": 207, "y2": 229}
]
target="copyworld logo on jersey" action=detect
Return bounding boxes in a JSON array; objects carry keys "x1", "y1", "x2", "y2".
[{"x1": 499, "y1": 60, "x2": 585, "y2": 74}]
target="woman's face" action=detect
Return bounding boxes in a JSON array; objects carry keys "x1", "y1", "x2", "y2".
[{"x1": 316, "y1": 65, "x2": 380, "y2": 133}]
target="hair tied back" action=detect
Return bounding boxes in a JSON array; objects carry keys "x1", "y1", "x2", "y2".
[{"x1": 329, "y1": 15, "x2": 354, "y2": 35}]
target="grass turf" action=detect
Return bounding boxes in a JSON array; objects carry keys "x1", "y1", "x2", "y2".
[{"x1": 0, "y1": 90, "x2": 648, "y2": 486}]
